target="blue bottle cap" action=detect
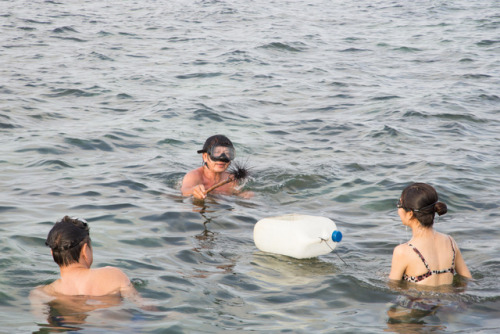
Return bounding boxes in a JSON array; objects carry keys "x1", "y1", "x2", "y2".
[{"x1": 331, "y1": 230, "x2": 342, "y2": 243}]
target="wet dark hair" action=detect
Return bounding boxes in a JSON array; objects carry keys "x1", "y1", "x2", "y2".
[
  {"x1": 197, "y1": 134, "x2": 234, "y2": 154},
  {"x1": 45, "y1": 216, "x2": 91, "y2": 267},
  {"x1": 400, "y1": 183, "x2": 447, "y2": 228}
]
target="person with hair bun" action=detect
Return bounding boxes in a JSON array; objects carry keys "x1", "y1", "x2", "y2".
[
  {"x1": 33, "y1": 216, "x2": 139, "y2": 298},
  {"x1": 389, "y1": 183, "x2": 472, "y2": 285}
]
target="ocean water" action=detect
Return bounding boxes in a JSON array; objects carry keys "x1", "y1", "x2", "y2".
[{"x1": 1, "y1": 0, "x2": 499, "y2": 333}]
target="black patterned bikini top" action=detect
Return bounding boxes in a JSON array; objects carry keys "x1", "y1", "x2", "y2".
[{"x1": 402, "y1": 237, "x2": 456, "y2": 283}]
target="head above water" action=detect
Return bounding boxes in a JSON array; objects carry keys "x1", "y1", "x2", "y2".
[
  {"x1": 197, "y1": 134, "x2": 235, "y2": 163},
  {"x1": 399, "y1": 182, "x2": 447, "y2": 228},
  {"x1": 45, "y1": 216, "x2": 91, "y2": 267}
]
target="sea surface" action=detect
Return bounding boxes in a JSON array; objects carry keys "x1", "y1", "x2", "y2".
[{"x1": 1, "y1": 0, "x2": 499, "y2": 333}]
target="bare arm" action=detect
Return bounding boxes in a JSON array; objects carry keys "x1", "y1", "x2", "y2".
[
  {"x1": 181, "y1": 169, "x2": 207, "y2": 199},
  {"x1": 29, "y1": 286, "x2": 55, "y2": 321},
  {"x1": 114, "y1": 270, "x2": 158, "y2": 311},
  {"x1": 389, "y1": 245, "x2": 408, "y2": 281},
  {"x1": 451, "y1": 238, "x2": 472, "y2": 279}
]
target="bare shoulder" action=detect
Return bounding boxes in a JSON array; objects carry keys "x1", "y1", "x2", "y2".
[
  {"x1": 29, "y1": 285, "x2": 57, "y2": 321},
  {"x1": 183, "y1": 167, "x2": 203, "y2": 181},
  {"x1": 98, "y1": 266, "x2": 129, "y2": 279},
  {"x1": 29, "y1": 284, "x2": 57, "y2": 304},
  {"x1": 389, "y1": 243, "x2": 410, "y2": 280},
  {"x1": 393, "y1": 243, "x2": 410, "y2": 256},
  {"x1": 181, "y1": 167, "x2": 204, "y2": 188},
  {"x1": 391, "y1": 243, "x2": 412, "y2": 266},
  {"x1": 437, "y1": 232, "x2": 457, "y2": 246},
  {"x1": 97, "y1": 267, "x2": 142, "y2": 301},
  {"x1": 94, "y1": 266, "x2": 131, "y2": 289}
]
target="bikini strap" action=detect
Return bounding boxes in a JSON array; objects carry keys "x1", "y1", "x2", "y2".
[
  {"x1": 407, "y1": 243, "x2": 431, "y2": 271},
  {"x1": 449, "y1": 236, "x2": 456, "y2": 268}
]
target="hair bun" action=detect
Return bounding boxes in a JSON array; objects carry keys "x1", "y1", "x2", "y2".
[{"x1": 434, "y1": 201, "x2": 447, "y2": 216}]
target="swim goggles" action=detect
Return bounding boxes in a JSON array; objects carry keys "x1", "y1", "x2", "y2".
[{"x1": 397, "y1": 199, "x2": 437, "y2": 212}]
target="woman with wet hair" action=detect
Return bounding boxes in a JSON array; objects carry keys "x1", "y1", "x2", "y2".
[
  {"x1": 35, "y1": 216, "x2": 139, "y2": 297},
  {"x1": 389, "y1": 183, "x2": 472, "y2": 286}
]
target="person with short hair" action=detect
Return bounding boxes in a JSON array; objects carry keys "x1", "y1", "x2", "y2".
[
  {"x1": 33, "y1": 216, "x2": 139, "y2": 298},
  {"x1": 181, "y1": 134, "x2": 251, "y2": 200},
  {"x1": 389, "y1": 183, "x2": 472, "y2": 286}
]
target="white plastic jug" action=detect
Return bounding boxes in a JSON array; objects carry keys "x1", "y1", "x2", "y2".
[{"x1": 253, "y1": 213, "x2": 342, "y2": 259}]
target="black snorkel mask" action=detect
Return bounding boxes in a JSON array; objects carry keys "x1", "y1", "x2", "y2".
[
  {"x1": 197, "y1": 135, "x2": 236, "y2": 165},
  {"x1": 207, "y1": 145, "x2": 235, "y2": 163}
]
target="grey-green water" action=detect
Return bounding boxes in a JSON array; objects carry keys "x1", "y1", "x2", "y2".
[{"x1": 1, "y1": 0, "x2": 499, "y2": 333}]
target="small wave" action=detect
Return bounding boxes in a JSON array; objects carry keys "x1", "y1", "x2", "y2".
[
  {"x1": 120, "y1": 237, "x2": 165, "y2": 248},
  {"x1": 141, "y1": 211, "x2": 200, "y2": 222},
  {"x1": 175, "y1": 72, "x2": 223, "y2": 79},
  {"x1": 339, "y1": 48, "x2": 370, "y2": 53},
  {"x1": 393, "y1": 46, "x2": 422, "y2": 52},
  {"x1": 191, "y1": 107, "x2": 225, "y2": 122},
  {"x1": 52, "y1": 26, "x2": 78, "y2": 33},
  {"x1": 71, "y1": 203, "x2": 138, "y2": 210},
  {"x1": 370, "y1": 95, "x2": 400, "y2": 101},
  {"x1": 368, "y1": 125, "x2": 400, "y2": 138},
  {"x1": 15, "y1": 147, "x2": 67, "y2": 155},
  {"x1": 95, "y1": 180, "x2": 147, "y2": 191},
  {"x1": 71, "y1": 191, "x2": 101, "y2": 197},
  {"x1": 434, "y1": 112, "x2": 487, "y2": 123},
  {"x1": 27, "y1": 159, "x2": 73, "y2": 169},
  {"x1": 3, "y1": 43, "x2": 49, "y2": 49},
  {"x1": 479, "y1": 94, "x2": 499, "y2": 101},
  {"x1": 402, "y1": 111, "x2": 488, "y2": 123},
  {"x1": 159, "y1": 275, "x2": 196, "y2": 287},
  {"x1": 98, "y1": 30, "x2": 113, "y2": 36},
  {"x1": 64, "y1": 137, "x2": 114, "y2": 151},
  {"x1": 266, "y1": 129, "x2": 289, "y2": 136},
  {"x1": 476, "y1": 39, "x2": 499, "y2": 46},
  {"x1": 157, "y1": 138, "x2": 185, "y2": 146},
  {"x1": 402, "y1": 110, "x2": 427, "y2": 118},
  {"x1": 329, "y1": 81, "x2": 349, "y2": 87},
  {"x1": 258, "y1": 42, "x2": 306, "y2": 52},
  {"x1": 462, "y1": 73, "x2": 492, "y2": 79},
  {"x1": 22, "y1": 19, "x2": 51, "y2": 25},
  {"x1": 91, "y1": 51, "x2": 114, "y2": 61},
  {"x1": 0, "y1": 206, "x2": 16, "y2": 213},
  {"x1": 318, "y1": 123, "x2": 354, "y2": 136},
  {"x1": 120, "y1": 259, "x2": 164, "y2": 271},
  {"x1": 11, "y1": 235, "x2": 45, "y2": 248},
  {"x1": 0, "y1": 122, "x2": 17, "y2": 129},
  {"x1": 0, "y1": 292, "x2": 15, "y2": 307},
  {"x1": 282, "y1": 174, "x2": 329, "y2": 192},
  {"x1": 27, "y1": 112, "x2": 66, "y2": 121},
  {"x1": 18, "y1": 26, "x2": 36, "y2": 31},
  {"x1": 43, "y1": 88, "x2": 99, "y2": 98},
  {"x1": 50, "y1": 36, "x2": 87, "y2": 43}
]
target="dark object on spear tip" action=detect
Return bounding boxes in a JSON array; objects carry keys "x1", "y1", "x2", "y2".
[{"x1": 205, "y1": 162, "x2": 250, "y2": 194}]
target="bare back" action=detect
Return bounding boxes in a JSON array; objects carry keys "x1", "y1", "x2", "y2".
[
  {"x1": 44, "y1": 266, "x2": 136, "y2": 297},
  {"x1": 403, "y1": 232, "x2": 456, "y2": 285}
]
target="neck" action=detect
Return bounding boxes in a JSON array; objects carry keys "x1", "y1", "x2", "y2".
[
  {"x1": 59, "y1": 262, "x2": 90, "y2": 277},
  {"x1": 410, "y1": 222, "x2": 435, "y2": 240}
]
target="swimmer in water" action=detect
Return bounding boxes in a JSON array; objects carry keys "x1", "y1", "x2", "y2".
[
  {"x1": 31, "y1": 216, "x2": 139, "y2": 298},
  {"x1": 389, "y1": 183, "x2": 472, "y2": 286},
  {"x1": 181, "y1": 134, "x2": 253, "y2": 200}
]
